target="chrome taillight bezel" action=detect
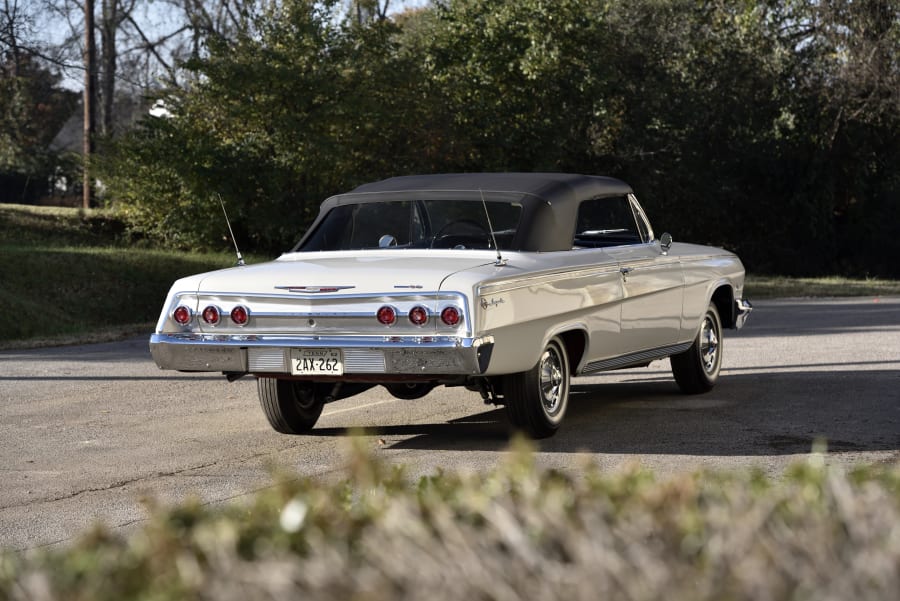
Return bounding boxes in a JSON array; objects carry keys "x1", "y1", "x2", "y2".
[
  {"x1": 230, "y1": 305, "x2": 250, "y2": 326},
  {"x1": 408, "y1": 305, "x2": 429, "y2": 326},
  {"x1": 377, "y1": 305, "x2": 398, "y2": 326},
  {"x1": 201, "y1": 305, "x2": 222, "y2": 326},
  {"x1": 440, "y1": 306, "x2": 462, "y2": 326},
  {"x1": 172, "y1": 305, "x2": 193, "y2": 326}
]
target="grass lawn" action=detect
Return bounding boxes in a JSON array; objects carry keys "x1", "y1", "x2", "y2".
[
  {"x1": 745, "y1": 275, "x2": 900, "y2": 298},
  {"x1": 0, "y1": 204, "x2": 242, "y2": 348}
]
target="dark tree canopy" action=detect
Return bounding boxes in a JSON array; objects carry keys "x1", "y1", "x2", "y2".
[{"x1": 88, "y1": 0, "x2": 900, "y2": 276}]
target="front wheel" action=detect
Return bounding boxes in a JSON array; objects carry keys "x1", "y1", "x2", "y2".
[
  {"x1": 504, "y1": 337, "x2": 570, "y2": 438},
  {"x1": 257, "y1": 378, "x2": 325, "y2": 434},
  {"x1": 671, "y1": 303, "x2": 723, "y2": 394}
]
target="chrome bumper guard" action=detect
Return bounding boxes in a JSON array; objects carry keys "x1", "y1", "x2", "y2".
[
  {"x1": 149, "y1": 333, "x2": 494, "y2": 376},
  {"x1": 734, "y1": 298, "x2": 752, "y2": 330}
]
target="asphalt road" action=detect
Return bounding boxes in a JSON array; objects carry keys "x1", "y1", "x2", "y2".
[{"x1": 2, "y1": 297, "x2": 899, "y2": 551}]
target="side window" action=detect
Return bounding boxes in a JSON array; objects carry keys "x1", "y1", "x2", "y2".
[
  {"x1": 628, "y1": 194, "x2": 654, "y2": 243},
  {"x1": 574, "y1": 196, "x2": 643, "y2": 248}
]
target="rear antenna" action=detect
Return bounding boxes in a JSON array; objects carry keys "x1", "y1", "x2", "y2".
[
  {"x1": 480, "y1": 188, "x2": 507, "y2": 266},
  {"x1": 217, "y1": 194, "x2": 245, "y2": 266}
]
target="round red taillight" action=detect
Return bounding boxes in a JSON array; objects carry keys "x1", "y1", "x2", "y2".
[
  {"x1": 202, "y1": 305, "x2": 221, "y2": 325},
  {"x1": 377, "y1": 305, "x2": 397, "y2": 325},
  {"x1": 408, "y1": 306, "x2": 429, "y2": 326},
  {"x1": 172, "y1": 306, "x2": 192, "y2": 326},
  {"x1": 230, "y1": 305, "x2": 249, "y2": 326},
  {"x1": 440, "y1": 306, "x2": 461, "y2": 326}
]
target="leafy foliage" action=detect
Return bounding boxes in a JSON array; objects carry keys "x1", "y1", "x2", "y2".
[
  {"x1": 0, "y1": 55, "x2": 78, "y2": 204},
  {"x1": 96, "y1": 0, "x2": 900, "y2": 275},
  {"x1": 2, "y1": 442, "x2": 899, "y2": 600}
]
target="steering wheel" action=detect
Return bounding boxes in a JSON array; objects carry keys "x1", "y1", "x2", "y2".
[{"x1": 430, "y1": 219, "x2": 491, "y2": 249}]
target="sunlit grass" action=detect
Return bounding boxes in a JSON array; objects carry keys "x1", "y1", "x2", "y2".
[
  {"x1": 745, "y1": 275, "x2": 900, "y2": 298},
  {"x1": 0, "y1": 205, "x2": 249, "y2": 347}
]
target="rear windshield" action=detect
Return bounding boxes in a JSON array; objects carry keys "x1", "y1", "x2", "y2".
[{"x1": 298, "y1": 200, "x2": 522, "y2": 251}]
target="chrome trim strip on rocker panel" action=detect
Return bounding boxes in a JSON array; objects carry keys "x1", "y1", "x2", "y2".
[{"x1": 581, "y1": 342, "x2": 693, "y2": 374}]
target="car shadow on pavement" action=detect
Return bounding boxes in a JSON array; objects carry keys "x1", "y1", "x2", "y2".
[
  {"x1": 319, "y1": 368, "x2": 900, "y2": 456},
  {"x1": 310, "y1": 408, "x2": 512, "y2": 451}
]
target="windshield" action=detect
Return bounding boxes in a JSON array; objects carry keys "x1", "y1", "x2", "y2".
[{"x1": 297, "y1": 200, "x2": 522, "y2": 251}]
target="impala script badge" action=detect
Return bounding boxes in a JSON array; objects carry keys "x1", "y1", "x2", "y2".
[{"x1": 480, "y1": 297, "x2": 505, "y2": 310}]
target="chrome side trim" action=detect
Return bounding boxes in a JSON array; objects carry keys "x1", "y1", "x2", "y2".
[
  {"x1": 581, "y1": 342, "x2": 692, "y2": 374},
  {"x1": 176, "y1": 290, "x2": 467, "y2": 302},
  {"x1": 477, "y1": 266, "x2": 621, "y2": 296}
]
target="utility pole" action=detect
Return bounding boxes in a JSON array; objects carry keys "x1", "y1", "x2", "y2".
[{"x1": 83, "y1": 0, "x2": 97, "y2": 209}]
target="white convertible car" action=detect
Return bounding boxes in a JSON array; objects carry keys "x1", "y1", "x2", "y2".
[{"x1": 151, "y1": 173, "x2": 751, "y2": 438}]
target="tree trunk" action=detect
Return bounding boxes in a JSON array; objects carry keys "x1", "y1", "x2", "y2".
[
  {"x1": 83, "y1": 0, "x2": 97, "y2": 209},
  {"x1": 100, "y1": 0, "x2": 117, "y2": 136}
]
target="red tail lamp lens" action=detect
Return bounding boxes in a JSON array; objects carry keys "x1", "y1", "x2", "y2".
[
  {"x1": 440, "y1": 306, "x2": 461, "y2": 326},
  {"x1": 377, "y1": 305, "x2": 397, "y2": 325},
  {"x1": 409, "y1": 306, "x2": 429, "y2": 326},
  {"x1": 202, "y1": 305, "x2": 221, "y2": 325},
  {"x1": 173, "y1": 306, "x2": 192, "y2": 325},
  {"x1": 230, "y1": 305, "x2": 249, "y2": 326}
]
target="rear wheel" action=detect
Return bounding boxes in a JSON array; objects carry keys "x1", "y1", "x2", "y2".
[
  {"x1": 257, "y1": 378, "x2": 325, "y2": 434},
  {"x1": 671, "y1": 303, "x2": 722, "y2": 394},
  {"x1": 384, "y1": 382, "x2": 436, "y2": 400},
  {"x1": 504, "y1": 337, "x2": 570, "y2": 439}
]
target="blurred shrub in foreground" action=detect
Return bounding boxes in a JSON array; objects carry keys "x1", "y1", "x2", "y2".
[{"x1": 2, "y1": 441, "x2": 899, "y2": 601}]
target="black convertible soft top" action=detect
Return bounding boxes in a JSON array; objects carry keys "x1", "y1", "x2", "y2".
[
  {"x1": 349, "y1": 173, "x2": 631, "y2": 198},
  {"x1": 304, "y1": 173, "x2": 634, "y2": 252}
]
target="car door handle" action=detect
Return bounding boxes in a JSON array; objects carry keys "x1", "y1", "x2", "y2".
[{"x1": 620, "y1": 267, "x2": 633, "y2": 281}]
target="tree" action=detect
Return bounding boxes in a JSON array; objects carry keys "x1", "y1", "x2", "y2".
[
  {"x1": 95, "y1": 0, "x2": 900, "y2": 276},
  {"x1": 0, "y1": 54, "x2": 78, "y2": 203},
  {"x1": 2, "y1": 1, "x2": 79, "y2": 206},
  {"x1": 99, "y1": 0, "x2": 425, "y2": 250},
  {"x1": 83, "y1": 0, "x2": 95, "y2": 207}
]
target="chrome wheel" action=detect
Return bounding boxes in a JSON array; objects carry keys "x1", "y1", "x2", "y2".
[
  {"x1": 699, "y1": 315, "x2": 720, "y2": 374},
  {"x1": 539, "y1": 345, "x2": 566, "y2": 418},
  {"x1": 505, "y1": 336, "x2": 571, "y2": 438},
  {"x1": 671, "y1": 302, "x2": 722, "y2": 394}
]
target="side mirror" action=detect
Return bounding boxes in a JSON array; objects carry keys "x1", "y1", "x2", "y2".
[
  {"x1": 659, "y1": 232, "x2": 673, "y2": 255},
  {"x1": 378, "y1": 234, "x2": 398, "y2": 248}
]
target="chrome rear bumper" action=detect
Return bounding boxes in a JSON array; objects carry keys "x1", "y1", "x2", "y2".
[{"x1": 149, "y1": 333, "x2": 494, "y2": 376}]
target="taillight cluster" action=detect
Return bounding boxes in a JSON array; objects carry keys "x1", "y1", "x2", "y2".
[
  {"x1": 376, "y1": 305, "x2": 462, "y2": 327},
  {"x1": 172, "y1": 306, "x2": 192, "y2": 326},
  {"x1": 172, "y1": 305, "x2": 249, "y2": 327},
  {"x1": 440, "y1": 306, "x2": 461, "y2": 326}
]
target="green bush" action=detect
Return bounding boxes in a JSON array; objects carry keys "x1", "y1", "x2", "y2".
[{"x1": 3, "y1": 441, "x2": 898, "y2": 601}]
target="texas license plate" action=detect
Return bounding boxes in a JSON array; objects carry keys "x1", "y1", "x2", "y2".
[{"x1": 290, "y1": 348, "x2": 344, "y2": 376}]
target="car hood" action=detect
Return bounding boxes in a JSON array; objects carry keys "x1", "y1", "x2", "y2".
[{"x1": 192, "y1": 250, "x2": 500, "y2": 296}]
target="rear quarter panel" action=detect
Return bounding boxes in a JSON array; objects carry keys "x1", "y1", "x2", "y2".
[{"x1": 442, "y1": 251, "x2": 623, "y2": 375}]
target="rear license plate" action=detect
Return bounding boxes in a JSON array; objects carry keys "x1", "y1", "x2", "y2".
[{"x1": 290, "y1": 348, "x2": 344, "y2": 376}]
